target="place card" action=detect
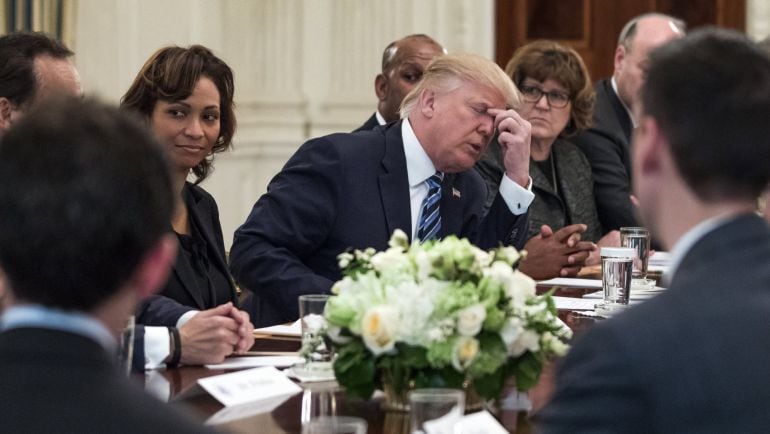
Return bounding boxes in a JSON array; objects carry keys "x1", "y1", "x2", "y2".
[
  {"x1": 205, "y1": 393, "x2": 294, "y2": 425},
  {"x1": 204, "y1": 355, "x2": 303, "y2": 370},
  {"x1": 253, "y1": 319, "x2": 302, "y2": 337},
  {"x1": 454, "y1": 410, "x2": 509, "y2": 434},
  {"x1": 198, "y1": 366, "x2": 302, "y2": 407}
]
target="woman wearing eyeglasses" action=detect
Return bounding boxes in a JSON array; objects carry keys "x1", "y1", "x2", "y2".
[{"x1": 477, "y1": 40, "x2": 618, "y2": 276}]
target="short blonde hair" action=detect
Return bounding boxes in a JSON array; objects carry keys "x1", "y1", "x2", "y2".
[{"x1": 400, "y1": 52, "x2": 520, "y2": 118}]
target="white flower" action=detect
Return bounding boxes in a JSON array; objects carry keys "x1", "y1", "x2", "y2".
[
  {"x1": 303, "y1": 313, "x2": 326, "y2": 333},
  {"x1": 361, "y1": 306, "x2": 399, "y2": 355},
  {"x1": 506, "y1": 269, "x2": 537, "y2": 303},
  {"x1": 508, "y1": 329, "x2": 540, "y2": 357},
  {"x1": 500, "y1": 317, "x2": 524, "y2": 349},
  {"x1": 456, "y1": 304, "x2": 486, "y2": 336},
  {"x1": 452, "y1": 336, "x2": 480, "y2": 371},
  {"x1": 388, "y1": 229, "x2": 409, "y2": 249},
  {"x1": 542, "y1": 332, "x2": 569, "y2": 357}
]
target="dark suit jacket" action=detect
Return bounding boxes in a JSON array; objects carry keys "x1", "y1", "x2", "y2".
[
  {"x1": 230, "y1": 121, "x2": 528, "y2": 327},
  {"x1": 138, "y1": 183, "x2": 238, "y2": 327},
  {"x1": 573, "y1": 79, "x2": 638, "y2": 232},
  {"x1": 476, "y1": 138, "x2": 602, "y2": 242},
  {"x1": 0, "y1": 327, "x2": 214, "y2": 433},
  {"x1": 353, "y1": 113, "x2": 380, "y2": 132},
  {"x1": 537, "y1": 214, "x2": 770, "y2": 433}
]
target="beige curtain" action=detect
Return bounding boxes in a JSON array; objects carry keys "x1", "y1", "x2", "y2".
[{"x1": 2, "y1": 0, "x2": 76, "y2": 47}]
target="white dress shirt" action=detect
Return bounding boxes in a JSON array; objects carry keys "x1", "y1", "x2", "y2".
[{"x1": 401, "y1": 119, "x2": 534, "y2": 240}]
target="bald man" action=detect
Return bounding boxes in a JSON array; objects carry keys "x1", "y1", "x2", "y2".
[
  {"x1": 574, "y1": 13, "x2": 685, "y2": 233},
  {"x1": 355, "y1": 34, "x2": 445, "y2": 131}
]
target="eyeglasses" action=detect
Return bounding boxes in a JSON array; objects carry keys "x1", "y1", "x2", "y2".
[{"x1": 519, "y1": 84, "x2": 571, "y2": 108}]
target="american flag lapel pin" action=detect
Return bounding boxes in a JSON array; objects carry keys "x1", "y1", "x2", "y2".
[{"x1": 452, "y1": 188, "x2": 461, "y2": 198}]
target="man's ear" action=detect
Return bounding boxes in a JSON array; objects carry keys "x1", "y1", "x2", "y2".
[
  {"x1": 0, "y1": 97, "x2": 15, "y2": 132},
  {"x1": 418, "y1": 89, "x2": 436, "y2": 118},
  {"x1": 128, "y1": 234, "x2": 177, "y2": 299},
  {"x1": 614, "y1": 45, "x2": 627, "y2": 74},
  {"x1": 375, "y1": 74, "x2": 388, "y2": 101}
]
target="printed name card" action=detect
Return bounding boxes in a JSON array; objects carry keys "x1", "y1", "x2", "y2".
[{"x1": 197, "y1": 366, "x2": 302, "y2": 407}]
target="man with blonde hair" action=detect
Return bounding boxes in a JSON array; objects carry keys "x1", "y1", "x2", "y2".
[{"x1": 231, "y1": 53, "x2": 535, "y2": 327}]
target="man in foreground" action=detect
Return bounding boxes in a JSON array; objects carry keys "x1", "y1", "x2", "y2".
[
  {"x1": 231, "y1": 53, "x2": 535, "y2": 326},
  {"x1": 538, "y1": 28, "x2": 770, "y2": 433},
  {"x1": 0, "y1": 97, "x2": 214, "y2": 432}
]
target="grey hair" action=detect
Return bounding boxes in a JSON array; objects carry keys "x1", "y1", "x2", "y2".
[{"x1": 618, "y1": 13, "x2": 686, "y2": 50}]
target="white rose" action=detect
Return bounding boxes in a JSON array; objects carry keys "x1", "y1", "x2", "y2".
[
  {"x1": 452, "y1": 336, "x2": 480, "y2": 371},
  {"x1": 509, "y1": 329, "x2": 540, "y2": 357},
  {"x1": 500, "y1": 317, "x2": 524, "y2": 348},
  {"x1": 506, "y1": 269, "x2": 536, "y2": 302},
  {"x1": 456, "y1": 304, "x2": 486, "y2": 336},
  {"x1": 361, "y1": 306, "x2": 399, "y2": 355}
]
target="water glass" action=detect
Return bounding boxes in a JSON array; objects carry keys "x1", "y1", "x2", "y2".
[
  {"x1": 118, "y1": 314, "x2": 135, "y2": 377},
  {"x1": 409, "y1": 388, "x2": 465, "y2": 434},
  {"x1": 620, "y1": 227, "x2": 654, "y2": 289},
  {"x1": 304, "y1": 416, "x2": 367, "y2": 434},
  {"x1": 297, "y1": 294, "x2": 333, "y2": 376},
  {"x1": 596, "y1": 247, "x2": 634, "y2": 316},
  {"x1": 301, "y1": 383, "x2": 339, "y2": 426}
]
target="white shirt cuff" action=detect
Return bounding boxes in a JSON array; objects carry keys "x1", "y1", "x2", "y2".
[
  {"x1": 176, "y1": 310, "x2": 198, "y2": 328},
  {"x1": 499, "y1": 175, "x2": 534, "y2": 215},
  {"x1": 143, "y1": 326, "x2": 170, "y2": 370}
]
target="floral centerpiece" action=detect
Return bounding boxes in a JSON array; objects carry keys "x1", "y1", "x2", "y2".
[{"x1": 323, "y1": 230, "x2": 572, "y2": 406}]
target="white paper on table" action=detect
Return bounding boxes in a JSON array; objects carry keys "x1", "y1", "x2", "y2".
[
  {"x1": 649, "y1": 251, "x2": 670, "y2": 266},
  {"x1": 254, "y1": 320, "x2": 301, "y2": 337},
  {"x1": 538, "y1": 278, "x2": 602, "y2": 289},
  {"x1": 205, "y1": 392, "x2": 295, "y2": 425},
  {"x1": 422, "y1": 406, "x2": 463, "y2": 434},
  {"x1": 455, "y1": 410, "x2": 509, "y2": 434},
  {"x1": 205, "y1": 356, "x2": 304, "y2": 370},
  {"x1": 197, "y1": 366, "x2": 302, "y2": 407},
  {"x1": 552, "y1": 296, "x2": 598, "y2": 310}
]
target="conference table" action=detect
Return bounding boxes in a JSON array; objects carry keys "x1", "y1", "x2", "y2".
[{"x1": 157, "y1": 269, "x2": 644, "y2": 433}]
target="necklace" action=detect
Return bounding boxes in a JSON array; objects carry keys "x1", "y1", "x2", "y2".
[{"x1": 549, "y1": 154, "x2": 558, "y2": 196}]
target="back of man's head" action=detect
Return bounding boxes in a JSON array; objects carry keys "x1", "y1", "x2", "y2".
[
  {"x1": 0, "y1": 97, "x2": 174, "y2": 311},
  {"x1": 642, "y1": 27, "x2": 770, "y2": 201},
  {"x1": 0, "y1": 32, "x2": 73, "y2": 106}
]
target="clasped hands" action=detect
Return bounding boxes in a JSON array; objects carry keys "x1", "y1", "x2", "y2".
[
  {"x1": 518, "y1": 224, "x2": 597, "y2": 280},
  {"x1": 176, "y1": 302, "x2": 255, "y2": 365}
]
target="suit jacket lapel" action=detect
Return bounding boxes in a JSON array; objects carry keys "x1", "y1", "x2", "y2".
[
  {"x1": 185, "y1": 185, "x2": 238, "y2": 304},
  {"x1": 378, "y1": 121, "x2": 413, "y2": 241},
  {"x1": 439, "y1": 173, "x2": 464, "y2": 238}
]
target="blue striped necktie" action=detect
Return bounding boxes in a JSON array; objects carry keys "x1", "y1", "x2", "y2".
[{"x1": 417, "y1": 171, "x2": 444, "y2": 242}]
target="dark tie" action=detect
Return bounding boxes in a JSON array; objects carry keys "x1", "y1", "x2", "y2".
[{"x1": 417, "y1": 172, "x2": 443, "y2": 242}]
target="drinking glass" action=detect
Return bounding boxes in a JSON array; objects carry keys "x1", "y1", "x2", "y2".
[
  {"x1": 301, "y1": 383, "x2": 340, "y2": 426},
  {"x1": 409, "y1": 388, "x2": 465, "y2": 434},
  {"x1": 295, "y1": 294, "x2": 333, "y2": 379},
  {"x1": 117, "y1": 314, "x2": 135, "y2": 377},
  {"x1": 304, "y1": 416, "x2": 367, "y2": 434},
  {"x1": 595, "y1": 247, "x2": 634, "y2": 317},
  {"x1": 620, "y1": 227, "x2": 655, "y2": 290}
]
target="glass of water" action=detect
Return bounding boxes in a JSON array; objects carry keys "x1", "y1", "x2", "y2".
[
  {"x1": 595, "y1": 247, "x2": 635, "y2": 317},
  {"x1": 620, "y1": 227, "x2": 655, "y2": 290},
  {"x1": 295, "y1": 294, "x2": 334, "y2": 379}
]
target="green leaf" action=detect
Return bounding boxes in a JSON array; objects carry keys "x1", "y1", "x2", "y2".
[
  {"x1": 512, "y1": 351, "x2": 544, "y2": 391},
  {"x1": 333, "y1": 341, "x2": 377, "y2": 399}
]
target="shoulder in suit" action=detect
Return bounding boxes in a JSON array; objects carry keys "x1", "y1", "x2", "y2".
[
  {"x1": 573, "y1": 79, "x2": 638, "y2": 233},
  {"x1": 0, "y1": 328, "x2": 214, "y2": 433},
  {"x1": 537, "y1": 215, "x2": 770, "y2": 433}
]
